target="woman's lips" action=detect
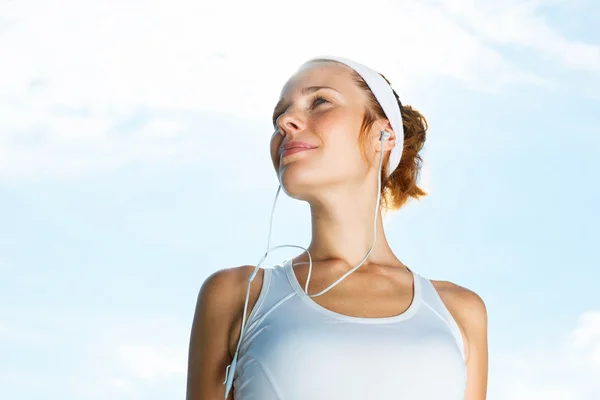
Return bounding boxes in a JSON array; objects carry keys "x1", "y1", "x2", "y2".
[{"x1": 281, "y1": 147, "x2": 316, "y2": 158}]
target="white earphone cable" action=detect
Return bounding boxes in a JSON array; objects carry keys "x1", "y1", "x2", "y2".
[{"x1": 223, "y1": 131, "x2": 392, "y2": 399}]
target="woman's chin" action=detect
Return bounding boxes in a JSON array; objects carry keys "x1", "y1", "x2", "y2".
[{"x1": 279, "y1": 167, "x2": 322, "y2": 199}]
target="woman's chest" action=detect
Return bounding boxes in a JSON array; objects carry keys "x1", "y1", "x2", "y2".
[{"x1": 235, "y1": 313, "x2": 466, "y2": 400}]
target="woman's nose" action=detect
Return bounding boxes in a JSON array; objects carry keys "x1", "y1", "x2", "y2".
[{"x1": 276, "y1": 111, "x2": 305, "y2": 136}]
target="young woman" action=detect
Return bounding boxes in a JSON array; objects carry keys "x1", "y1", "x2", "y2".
[{"x1": 187, "y1": 56, "x2": 488, "y2": 400}]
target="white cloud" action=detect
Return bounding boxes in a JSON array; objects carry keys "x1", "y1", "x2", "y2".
[
  {"x1": 569, "y1": 310, "x2": 600, "y2": 367},
  {"x1": 0, "y1": 0, "x2": 595, "y2": 182},
  {"x1": 431, "y1": 0, "x2": 600, "y2": 72},
  {"x1": 117, "y1": 343, "x2": 186, "y2": 380},
  {"x1": 110, "y1": 378, "x2": 135, "y2": 394},
  {"x1": 64, "y1": 315, "x2": 189, "y2": 399},
  {"x1": 492, "y1": 310, "x2": 600, "y2": 400},
  {"x1": 0, "y1": 319, "x2": 52, "y2": 345},
  {"x1": 0, "y1": 111, "x2": 207, "y2": 182}
]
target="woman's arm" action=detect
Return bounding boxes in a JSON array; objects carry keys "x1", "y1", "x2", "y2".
[
  {"x1": 459, "y1": 288, "x2": 488, "y2": 400},
  {"x1": 436, "y1": 282, "x2": 489, "y2": 400},
  {"x1": 186, "y1": 268, "x2": 239, "y2": 400}
]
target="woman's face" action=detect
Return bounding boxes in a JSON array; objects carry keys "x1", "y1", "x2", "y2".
[{"x1": 270, "y1": 61, "x2": 374, "y2": 201}]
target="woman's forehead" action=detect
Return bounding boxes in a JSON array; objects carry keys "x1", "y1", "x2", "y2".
[{"x1": 279, "y1": 61, "x2": 355, "y2": 96}]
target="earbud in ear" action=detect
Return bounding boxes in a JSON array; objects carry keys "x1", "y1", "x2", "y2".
[{"x1": 380, "y1": 131, "x2": 391, "y2": 141}]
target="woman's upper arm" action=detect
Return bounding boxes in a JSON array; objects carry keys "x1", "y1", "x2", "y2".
[
  {"x1": 186, "y1": 268, "x2": 240, "y2": 400},
  {"x1": 437, "y1": 282, "x2": 489, "y2": 400},
  {"x1": 459, "y1": 288, "x2": 489, "y2": 400}
]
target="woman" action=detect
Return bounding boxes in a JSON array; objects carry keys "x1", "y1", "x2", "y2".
[{"x1": 187, "y1": 56, "x2": 488, "y2": 400}]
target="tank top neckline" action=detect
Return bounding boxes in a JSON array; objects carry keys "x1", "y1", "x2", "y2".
[{"x1": 283, "y1": 257, "x2": 422, "y2": 324}]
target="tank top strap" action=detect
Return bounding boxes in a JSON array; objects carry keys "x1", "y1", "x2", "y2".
[
  {"x1": 417, "y1": 275, "x2": 466, "y2": 362},
  {"x1": 244, "y1": 260, "x2": 295, "y2": 328}
]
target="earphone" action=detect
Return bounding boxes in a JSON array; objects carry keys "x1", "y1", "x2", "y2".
[{"x1": 223, "y1": 130, "x2": 393, "y2": 398}]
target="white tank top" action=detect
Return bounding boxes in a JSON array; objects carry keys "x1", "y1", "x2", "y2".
[{"x1": 232, "y1": 258, "x2": 467, "y2": 399}]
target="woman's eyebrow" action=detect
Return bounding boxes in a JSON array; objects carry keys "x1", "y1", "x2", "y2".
[{"x1": 272, "y1": 86, "x2": 339, "y2": 126}]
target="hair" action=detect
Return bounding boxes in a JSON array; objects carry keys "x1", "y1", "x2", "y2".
[
  {"x1": 356, "y1": 72, "x2": 429, "y2": 212},
  {"x1": 311, "y1": 59, "x2": 429, "y2": 212}
]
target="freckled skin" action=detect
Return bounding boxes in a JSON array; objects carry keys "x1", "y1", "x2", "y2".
[{"x1": 269, "y1": 62, "x2": 376, "y2": 202}]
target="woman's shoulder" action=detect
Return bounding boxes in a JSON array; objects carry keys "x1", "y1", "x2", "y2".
[
  {"x1": 199, "y1": 264, "x2": 267, "y2": 312},
  {"x1": 428, "y1": 278, "x2": 488, "y2": 362},
  {"x1": 429, "y1": 279, "x2": 486, "y2": 318},
  {"x1": 198, "y1": 264, "x2": 269, "y2": 357},
  {"x1": 428, "y1": 279, "x2": 487, "y2": 325},
  {"x1": 187, "y1": 265, "x2": 269, "y2": 398}
]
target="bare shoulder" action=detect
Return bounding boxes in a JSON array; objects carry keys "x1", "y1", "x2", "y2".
[
  {"x1": 186, "y1": 264, "x2": 266, "y2": 400},
  {"x1": 199, "y1": 264, "x2": 261, "y2": 301},
  {"x1": 197, "y1": 264, "x2": 266, "y2": 327},
  {"x1": 202, "y1": 265, "x2": 267, "y2": 355},
  {"x1": 430, "y1": 279, "x2": 487, "y2": 316},
  {"x1": 430, "y1": 279, "x2": 488, "y2": 361},
  {"x1": 430, "y1": 279, "x2": 489, "y2": 397}
]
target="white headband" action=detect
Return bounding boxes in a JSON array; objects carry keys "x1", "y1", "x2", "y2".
[{"x1": 303, "y1": 55, "x2": 404, "y2": 178}]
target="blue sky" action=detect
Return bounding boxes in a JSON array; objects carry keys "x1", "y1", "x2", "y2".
[{"x1": 1, "y1": 0, "x2": 599, "y2": 399}]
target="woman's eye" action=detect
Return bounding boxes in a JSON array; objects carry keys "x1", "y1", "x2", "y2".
[
  {"x1": 311, "y1": 96, "x2": 328, "y2": 108},
  {"x1": 272, "y1": 96, "x2": 329, "y2": 125}
]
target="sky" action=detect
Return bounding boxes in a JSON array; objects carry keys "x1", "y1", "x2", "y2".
[{"x1": 0, "y1": 0, "x2": 599, "y2": 399}]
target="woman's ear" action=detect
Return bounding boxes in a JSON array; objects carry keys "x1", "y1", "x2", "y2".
[{"x1": 374, "y1": 120, "x2": 397, "y2": 152}]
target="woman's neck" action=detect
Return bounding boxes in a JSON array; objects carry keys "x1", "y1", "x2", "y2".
[{"x1": 299, "y1": 185, "x2": 402, "y2": 273}]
